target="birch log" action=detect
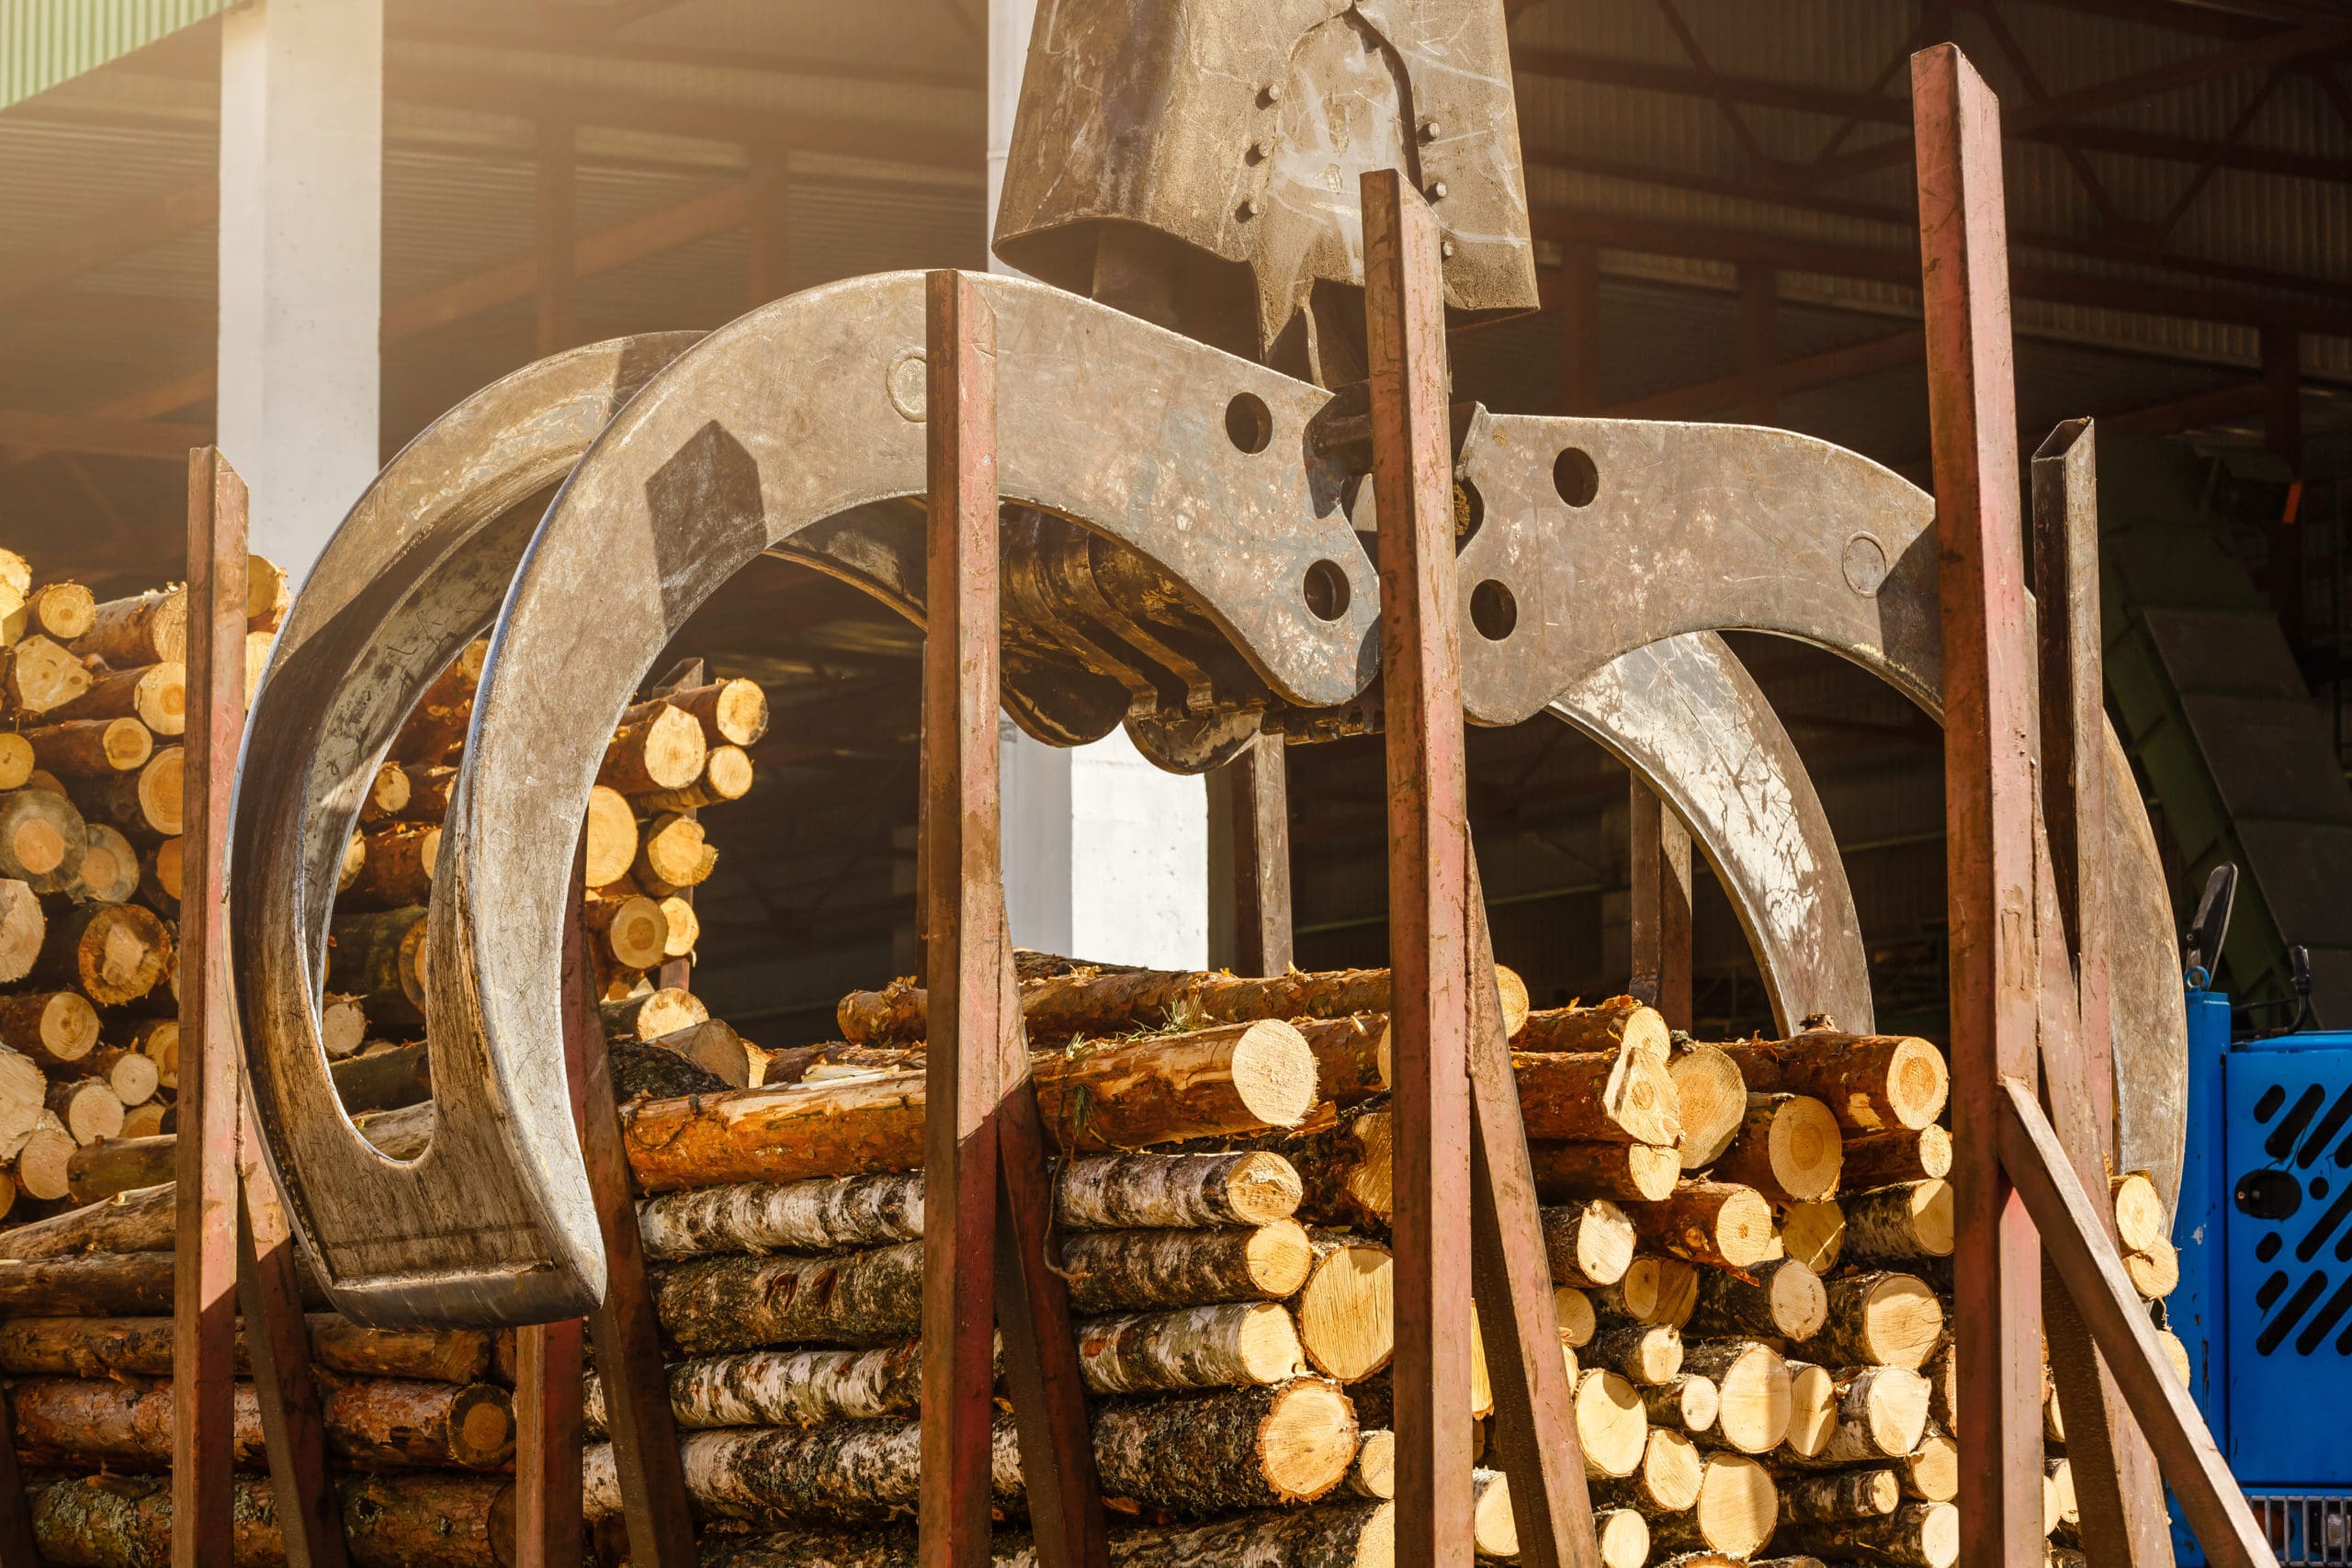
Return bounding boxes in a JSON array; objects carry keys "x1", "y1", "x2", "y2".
[
  {"x1": 1592, "y1": 1425, "x2": 1705, "y2": 1512},
  {"x1": 1091, "y1": 1378, "x2": 1359, "y2": 1509},
  {"x1": 1528, "y1": 1141, "x2": 1682, "y2": 1203},
  {"x1": 1799, "y1": 1273, "x2": 1942, "y2": 1371},
  {"x1": 1771, "y1": 1503, "x2": 1958, "y2": 1568},
  {"x1": 1077, "y1": 1302, "x2": 1306, "y2": 1393},
  {"x1": 1057, "y1": 1150, "x2": 1304, "y2": 1230},
  {"x1": 585, "y1": 1418, "x2": 1022, "y2": 1525},
  {"x1": 1060, "y1": 1221, "x2": 1314, "y2": 1314},
  {"x1": 651, "y1": 1242, "x2": 924, "y2": 1353},
  {"x1": 1679, "y1": 1341, "x2": 1792, "y2": 1455},
  {"x1": 1773, "y1": 1367, "x2": 1928, "y2": 1470},
  {"x1": 583, "y1": 1343, "x2": 923, "y2": 1435},
  {"x1": 636, "y1": 1173, "x2": 927, "y2": 1259},
  {"x1": 1708, "y1": 1095, "x2": 1843, "y2": 1203},
  {"x1": 1686, "y1": 1258, "x2": 1828, "y2": 1341},
  {"x1": 1838, "y1": 1181, "x2": 1953, "y2": 1265}
]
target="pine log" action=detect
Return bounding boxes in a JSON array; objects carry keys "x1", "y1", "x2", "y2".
[
  {"x1": 331, "y1": 1042, "x2": 434, "y2": 1114},
  {"x1": 383, "y1": 763, "x2": 457, "y2": 825},
  {"x1": 1648, "y1": 1453, "x2": 1779, "y2": 1559},
  {"x1": 836, "y1": 963, "x2": 1529, "y2": 1049},
  {"x1": 78, "y1": 747, "x2": 184, "y2": 842},
  {"x1": 1687, "y1": 1258, "x2": 1828, "y2": 1341},
  {"x1": 2125, "y1": 1235, "x2": 2180, "y2": 1299},
  {"x1": 621, "y1": 1021, "x2": 1320, "y2": 1191},
  {"x1": 2158, "y1": 1327, "x2": 2191, "y2": 1388},
  {"x1": 1093, "y1": 1377, "x2": 1358, "y2": 1509},
  {"x1": 1349, "y1": 1428, "x2": 1396, "y2": 1501},
  {"x1": 1539, "y1": 1199, "x2": 1638, "y2": 1288},
  {"x1": 1595, "y1": 1509, "x2": 1652, "y2": 1568},
  {"x1": 1772, "y1": 1502, "x2": 1957, "y2": 1568},
  {"x1": 1471, "y1": 1468, "x2": 1518, "y2": 1557},
  {"x1": 28, "y1": 1471, "x2": 516, "y2": 1568},
  {"x1": 1513, "y1": 998, "x2": 1669, "y2": 1058},
  {"x1": 1779, "y1": 1361, "x2": 1837, "y2": 1460},
  {"x1": 68, "y1": 1101, "x2": 433, "y2": 1203},
  {"x1": 2112, "y1": 1171, "x2": 2167, "y2": 1255},
  {"x1": 1062, "y1": 1220, "x2": 1313, "y2": 1314},
  {"x1": 659, "y1": 891, "x2": 700, "y2": 958},
  {"x1": 1679, "y1": 1340, "x2": 1792, "y2": 1455},
  {"x1": 1777, "y1": 1469, "x2": 1898, "y2": 1524},
  {"x1": 0, "y1": 989, "x2": 99, "y2": 1068},
  {"x1": 582, "y1": 784, "x2": 639, "y2": 886},
  {"x1": 1640, "y1": 1373, "x2": 1719, "y2": 1435},
  {"x1": 1712, "y1": 1033, "x2": 1949, "y2": 1134},
  {"x1": 1513, "y1": 1049, "x2": 1680, "y2": 1146},
  {"x1": 1593, "y1": 1425, "x2": 1704, "y2": 1512},
  {"x1": 76, "y1": 587, "x2": 188, "y2": 668},
  {"x1": 17, "y1": 581, "x2": 96, "y2": 642},
  {"x1": 1775, "y1": 1366, "x2": 1928, "y2": 1469},
  {"x1": 0, "y1": 1043, "x2": 44, "y2": 1157},
  {"x1": 0, "y1": 733, "x2": 28, "y2": 791},
  {"x1": 1528, "y1": 1139, "x2": 1682, "y2": 1203},
  {"x1": 355, "y1": 759, "x2": 411, "y2": 824},
  {"x1": 0, "y1": 879, "x2": 40, "y2": 983},
  {"x1": 1799, "y1": 1272, "x2": 1942, "y2": 1371},
  {"x1": 1079, "y1": 1301, "x2": 1306, "y2": 1393},
  {"x1": 136, "y1": 835, "x2": 181, "y2": 912},
  {"x1": 9, "y1": 1372, "x2": 512, "y2": 1471},
  {"x1": 1628, "y1": 1182, "x2": 1775, "y2": 1269},
  {"x1": 36, "y1": 903, "x2": 170, "y2": 1006},
  {"x1": 600, "y1": 986, "x2": 708, "y2": 1043},
  {"x1": 23, "y1": 716, "x2": 153, "y2": 776},
  {"x1": 1710, "y1": 1094, "x2": 1843, "y2": 1203},
  {"x1": 1838, "y1": 1126, "x2": 1952, "y2": 1189},
  {"x1": 1554, "y1": 1284, "x2": 1596, "y2": 1348},
  {"x1": 1576, "y1": 1367, "x2": 1651, "y2": 1478},
  {"x1": 1658, "y1": 1042, "x2": 1745, "y2": 1169},
  {"x1": 320, "y1": 993, "x2": 369, "y2": 1059},
  {"x1": 120, "y1": 1016, "x2": 177, "y2": 1090},
  {"x1": 388, "y1": 640, "x2": 485, "y2": 767},
  {"x1": 584, "y1": 1343, "x2": 923, "y2": 1436},
  {"x1": 639, "y1": 743, "x2": 756, "y2": 812},
  {"x1": 72, "y1": 822, "x2": 140, "y2": 904},
  {"x1": 602, "y1": 704, "x2": 708, "y2": 795},
  {"x1": 13, "y1": 1111, "x2": 77, "y2": 1200},
  {"x1": 585, "y1": 891, "x2": 670, "y2": 971},
  {"x1": 48, "y1": 1077, "x2": 124, "y2": 1145},
  {"x1": 119, "y1": 1100, "x2": 167, "y2": 1138},
  {"x1": 1293, "y1": 1013, "x2": 1390, "y2": 1106},
  {"x1": 6, "y1": 634, "x2": 94, "y2": 715},
  {"x1": 1780, "y1": 1200, "x2": 1844, "y2": 1274},
  {"x1": 650, "y1": 1019, "x2": 756, "y2": 1088},
  {"x1": 0, "y1": 785, "x2": 86, "y2": 891},
  {"x1": 2048, "y1": 1455, "x2": 2077, "y2": 1536},
  {"x1": 624, "y1": 677, "x2": 769, "y2": 748},
  {"x1": 1588, "y1": 1324, "x2": 1683, "y2": 1385},
  {"x1": 1057, "y1": 1150, "x2": 1303, "y2": 1230},
  {"x1": 1900, "y1": 1424, "x2": 1958, "y2": 1503},
  {"x1": 638, "y1": 1172, "x2": 926, "y2": 1259},
  {"x1": 343, "y1": 823, "x2": 439, "y2": 909},
  {"x1": 636, "y1": 811, "x2": 718, "y2": 894},
  {"x1": 652, "y1": 1241, "x2": 923, "y2": 1354},
  {"x1": 1252, "y1": 1109, "x2": 1394, "y2": 1228},
  {"x1": 1839, "y1": 1180, "x2": 1953, "y2": 1265},
  {"x1": 1593, "y1": 1256, "x2": 1699, "y2": 1331},
  {"x1": 1297, "y1": 1235, "x2": 1393, "y2": 1380},
  {"x1": 329, "y1": 906, "x2": 428, "y2": 1027}
]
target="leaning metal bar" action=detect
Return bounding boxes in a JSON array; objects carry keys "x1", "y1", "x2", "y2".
[
  {"x1": 1366, "y1": 168, "x2": 1480, "y2": 1568},
  {"x1": 1912, "y1": 44, "x2": 2046, "y2": 1568},
  {"x1": 918, "y1": 268, "x2": 1108, "y2": 1568},
  {"x1": 2030, "y1": 420, "x2": 2173, "y2": 1567}
]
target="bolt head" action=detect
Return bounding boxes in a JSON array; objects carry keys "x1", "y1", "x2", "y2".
[
  {"x1": 1261, "y1": 84, "x2": 1283, "y2": 105},
  {"x1": 1428, "y1": 180, "x2": 1448, "y2": 200},
  {"x1": 1241, "y1": 197, "x2": 1262, "y2": 219},
  {"x1": 1249, "y1": 139, "x2": 1271, "y2": 161},
  {"x1": 1441, "y1": 239, "x2": 1457, "y2": 259},
  {"x1": 1420, "y1": 119, "x2": 1441, "y2": 141}
]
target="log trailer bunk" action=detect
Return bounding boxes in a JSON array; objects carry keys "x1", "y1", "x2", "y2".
[{"x1": 0, "y1": 12, "x2": 2278, "y2": 1568}]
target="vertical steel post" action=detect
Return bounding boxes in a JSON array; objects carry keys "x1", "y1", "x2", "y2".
[
  {"x1": 513, "y1": 1317, "x2": 584, "y2": 1568},
  {"x1": 1627, "y1": 783, "x2": 1693, "y2": 1030},
  {"x1": 1911, "y1": 45, "x2": 2047, "y2": 1568}
]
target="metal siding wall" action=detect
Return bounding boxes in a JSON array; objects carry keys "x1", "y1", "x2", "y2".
[{"x1": 1, "y1": 0, "x2": 233, "y2": 113}]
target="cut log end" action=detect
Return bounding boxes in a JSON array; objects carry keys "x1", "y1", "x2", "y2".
[
  {"x1": 1577, "y1": 1368, "x2": 1650, "y2": 1479},
  {"x1": 1297, "y1": 1239, "x2": 1394, "y2": 1382}
]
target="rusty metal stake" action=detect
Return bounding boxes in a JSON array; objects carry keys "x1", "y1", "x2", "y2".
[
  {"x1": 919, "y1": 267, "x2": 1108, "y2": 1568},
  {"x1": 1363, "y1": 169, "x2": 1599, "y2": 1568}
]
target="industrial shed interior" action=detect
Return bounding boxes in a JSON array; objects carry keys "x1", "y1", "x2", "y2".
[{"x1": 0, "y1": 0, "x2": 2345, "y2": 1564}]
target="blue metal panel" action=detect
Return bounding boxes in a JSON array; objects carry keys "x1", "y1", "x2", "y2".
[
  {"x1": 2177, "y1": 986, "x2": 2233, "y2": 1444},
  {"x1": 2222, "y1": 1035, "x2": 2352, "y2": 1484}
]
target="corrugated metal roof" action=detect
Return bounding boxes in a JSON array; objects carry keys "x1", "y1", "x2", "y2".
[{"x1": 0, "y1": 0, "x2": 233, "y2": 112}]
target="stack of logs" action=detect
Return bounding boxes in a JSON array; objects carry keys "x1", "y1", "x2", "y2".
[
  {"x1": 0, "y1": 947, "x2": 2190, "y2": 1567},
  {"x1": 0, "y1": 548, "x2": 292, "y2": 1213}
]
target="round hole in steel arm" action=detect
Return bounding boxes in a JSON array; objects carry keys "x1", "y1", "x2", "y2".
[
  {"x1": 1470, "y1": 579, "x2": 1517, "y2": 640},
  {"x1": 1303, "y1": 559, "x2": 1351, "y2": 621},
  {"x1": 1226, "y1": 392, "x2": 1273, "y2": 454},
  {"x1": 1554, "y1": 446, "x2": 1600, "y2": 507}
]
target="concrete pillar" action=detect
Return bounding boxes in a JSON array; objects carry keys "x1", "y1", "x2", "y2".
[
  {"x1": 989, "y1": 0, "x2": 1208, "y2": 969},
  {"x1": 216, "y1": 0, "x2": 383, "y2": 583}
]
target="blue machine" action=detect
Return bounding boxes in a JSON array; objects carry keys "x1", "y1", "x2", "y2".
[{"x1": 2173, "y1": 873, "x2": 2352, "y2": 1565}]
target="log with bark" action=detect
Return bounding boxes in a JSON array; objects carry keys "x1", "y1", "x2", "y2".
[
  {"x1": 389, "y1": 640, "x2": 485, "y2": 767},
  {"x1": 0, "y1": 735, "x2": 27, "y2": 792},
  {"x1": 6, "y1": 634, "x2": 93, "y2": 716},
  {"x1": 357, "y1": 759, "x2": 411, "y2": 823},
  {"x1": 621, "y1": 1021, "x2": 1321, "y2": 1191},
  {"x1": 1078, "y1": 1301, "x2": 1306, "y2": 1393},
  {"x1": 1514, "y1": 1049, "x2": 1681, "y2": 1146},
  {"x1": 628, "y1": 677, "x2": 770, "y2": 749},
  {"x1": 1838, "y1": 1181, "x2": 1953, "y2": 1266},
  {"x1": 12, "y1": 1111, "x2": 78, "y2": 1201},
  {"x1": 584, "y1": 1343, "x2": 923, "y2": 1436},
  {"x1": 1574, "y1": 1367, "x2": 1651, "y2": 1479},
  {"x1": 331, "y1": 1042, "x2": 435, "y2": 1114},
  {"x1": 1592, "y1": 1425, "x2": 1704, "y2": 1512},
  {"x1": 47, "y1": 1077, "x2": 124, "y2": 1145},
  {"x1": 77, "y1": 747, "x2": 184, "y2": 840},
  {"x1": 0, "y1": 785, "x2": 86, "y2": 891},
  {"x1": 1774, "y1": 1366, "x2": 1928, "y2": 1469},
  {"x1": 1295, "y1": 1235, "x2": 1394, "y2": 1381},
  {"x1": 602, "y1": 703, "x2": 708, "y2": 795},
  {"x1": 51, "y1": 662, "x2": 187, "y2": 739},
  {"x1": 23, "y1": 716, "x2": 153, "y2": 777},
  {"x1": 2126, "y1": 1235, "x2": 2180, "y2": 1300},
  {"x1": 1712, "y1": 1032, "x2": 1949, "y2": 1134},
  {"x1": 1348, "y1": 1428, "x2": 1396, "y2": 1501},
  {"x1": 0, "y1": 988, "x2": 98, "y2": 1069},
  {"x1": 639, "y1": 744, "x2": 758, "y2": 812},
  {"x1": 1628, "y1": 1182, "x2": 1776, "y2": 1270},
  {"x1": 1061, "y1": 1220, "x2": 1314, "y2": 1314},
  {"x1": 600, "y1": 985, "x2": 708, "y2": 1044},
  {"x1": 1640, "y1": 1372, "x2": 1719, "y2": 1435},
  {"x1": 1798, "y1": 1272, "x2": 1942, "y2": 1371},
  {"x1": 1647, "y1": 1453, "x2": 1780, "y2": 1560},
  {"x1": 1057, "y1": 1150, "x2": 1303, "y2": 1230},
  {"x1": 1779, "y1": 1200, "x2": 1844, "y2": 1275},
  {"x1": 1772, "y1": 1502, "x2": 1958, "y2": 1568},
  {"x1": 0, "y1": 877, "x2": 42, "y2": 980},
  {"x1": 1513, "y1": 998, "x2": 1669, "y2": 1058},
  {"x1": 29, "y1": 1471, "x2": 516, "y2": 1568},
  {"x1": 0, "y1": 1044, "x2": 44, "y2": 1161},
  {"x1": 2111, "y1": 1171, "x2": 2166, "y2": 1255},
  {"x1": 1776, "y1": 1469, "x2": 1898, "y2": 1525},
  {"x1": 1679, "y1": 1340, "x2": 1792, "y2": 1455},
  {"x1": 1686, "y1": 1257, "x2": 1828, "y2": 1342},
  {"x1": 0, "y1": 1179, "x2": 173, "y2": 1259},
  {"x1": 583, "y1": 784, "x2": 639, "y2": 886},
  {"x1": 9, "y1": 1372, "x2": 514, "y2": 1471},
  {"x1": 330, "y1": 906, "x2": 428, "y2": 1027},
  {"x1": 1553, "y1": 1284, "x2": 1595, "y2": 1348},
  {"x1": 1292, "y1": 1013, "x2": 1390, "y2": 1106},
  {"x1": 1779, "y1": 1362, "x2": 1837, "y2": 1461},
  {"x1": 137, "y1": 836, "x2": 182, "y2": 912},
  {"x1": 1587, "y1": 1324, "x2": 1684, "y2": 1386},
  {"x1": 1528, "y1": 1139, "x2": 1683, "y2": 1204},
  {"x1": 1539, "y1": 1199, "x2": 1638, "y2": 1289},
  {"x1": 1837, "y1": 1126, "x2": 1952, "y2": 1189},
  {"x1": 1592, "y1": 1256, "x2": 1699, "y2": 1332},
  {"x1": 342, "y1": 822, "x2": 440, "y2": 909},
  {"x1": 73, "y1": 822, "x2": 141, "y2": 903},
  {"x1": 1708, "y1": 1095, "x2": 1843, "y2": 1204},
  {"x1": 1093, "y1": 1377, "x2": 1362, "y2": 1511},
  {"x1": 36, "y1": 903, "x2": 171, "y2": 1007},
  {"x1": 17, "y1": 581, "x2": 96, "y2": 642},
  {"x1": 835, "y1": 963, "x2": 1530, "y2": 1049},
  {"x1": 1901, "y1": 1425, "x2": 1958, "y2": 1503},
  {"x1": 1238, "y1": 1109, "x2": 1394, "y2": 1231},
  {"x1": 636, "y1": 812, "x2": 718, "y2": 894},
  {"x1": 651, "y1": 1241, "x2": 923, "y2": 1354},
  {"x1": 637, "y1": 1172, "x2": 927, "y2": 1259},
  {"x1": 585, "y1": 891, "x2": 671, "y2": 973},
  {"x1": 76, "y1": 587, "x2": 188, "y2": 669},
  {"x1": 1665, "y1": 1042, "x2": 1749, "y2": 1170}
]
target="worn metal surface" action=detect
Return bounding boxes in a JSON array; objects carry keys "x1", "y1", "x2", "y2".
[
  {"x1": 996, "y1": 0, "x2": 1537, "y2": 367},
  {"x1": 232, "y1": 333, "x2": 702, "y2": 1325}
]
